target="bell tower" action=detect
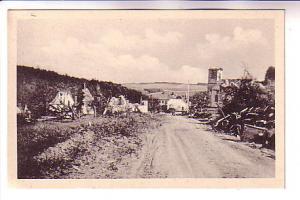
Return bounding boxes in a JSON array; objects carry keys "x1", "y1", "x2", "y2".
[{"x1": 207, "y1": 67, "x2": 223, "y2": 107}]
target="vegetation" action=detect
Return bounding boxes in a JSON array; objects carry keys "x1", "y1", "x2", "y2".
[
  {"x1": 221, "y1": 67, "x2": 275, "y2": 115},
  {"x1": 148, "y1": 98, "x2": 162, "y2": 113},
  {"x1": 221, "y1": 79, "x2": 271, "y2": 115},
  {"x1": 264, "y1": 66, "x2": 275, "y2": 82},
  {"x1": 17, "y1": 66, "x2": 146, "y2": 118},
  {"x1": 76, "y1": 84, "x2": 85, "y2": 113},
  {"x1": 190, "y1": 91, "x2": 209, "y2": 112},
  {"x1": 17, "y1": 121, "x2": 82, "y2": 178}
]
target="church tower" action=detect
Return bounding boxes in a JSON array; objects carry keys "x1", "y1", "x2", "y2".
[{"x1": 207, "y1": 68, "x2": 223, "y2": 107}]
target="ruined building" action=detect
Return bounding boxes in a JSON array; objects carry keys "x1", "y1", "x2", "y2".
[{"x1": 78, "y1": 83, "x2": 95, "y2": 115}]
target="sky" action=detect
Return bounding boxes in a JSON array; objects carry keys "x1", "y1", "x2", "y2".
[{"x1": 17, "y1": 12, "x2": 275, "y2": 84}]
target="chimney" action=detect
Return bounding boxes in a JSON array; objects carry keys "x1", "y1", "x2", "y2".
[{"x1": 83, "y1": 82, "x2": 86, "y2": 89}]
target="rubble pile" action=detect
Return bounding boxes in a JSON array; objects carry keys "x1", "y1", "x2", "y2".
[
  {"x1": 212, "y1": 106, "x2": 275, "y2": 149},
  {"x1": 103, "y1": 95, "x2": 130, "y2": 115},
  {"x1": 189, "y1": 109, "x2": 212, "y2": 121}
]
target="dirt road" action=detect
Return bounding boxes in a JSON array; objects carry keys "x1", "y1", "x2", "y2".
[{"x1": 130, "y1": 114, "x2": 275, "y2": 178}]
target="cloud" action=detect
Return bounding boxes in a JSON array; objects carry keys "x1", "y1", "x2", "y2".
[
  {"x1": 233, "y1": 27, "x2": 267, "y2": 45},
  {"x1": 99, "y1": 28, "x2": 183, "y2": 52},
  {"x1": 105, "y1": 55, "x2": 204, "y2": 83},
  {"x1": 198, "y1": 27, "x2": 268, "y2": 60},
  {"x1": 195, "y1": 27, "x2": 271, "y2": 79},
  {"x1": 18, "y1": 22, "x2": 273, "y2": 83},
  {"x1": 24, "y1": 32, "x2": 202, "y2": 83}
]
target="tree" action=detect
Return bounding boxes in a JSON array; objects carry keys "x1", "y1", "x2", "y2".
[
  {"x1": 148, "y1": 98, "x2": 160, "y2": 113},
  {"x1": 264, "y1": 66, "x2": 275, "y2": 82},
  {"x1": 190, "y1": 91, "x2": 208, "y2": 112},
  {"x1": 221, "y1": 79, "x2": 270, "y2": 115},
  {"x1": 76, "y1": 85, "x2": 85, "y2": 116}
]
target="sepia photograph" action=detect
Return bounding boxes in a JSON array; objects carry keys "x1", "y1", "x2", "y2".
[{"x1": 8, "y1": 9, "x2": 284, "y2": 187}]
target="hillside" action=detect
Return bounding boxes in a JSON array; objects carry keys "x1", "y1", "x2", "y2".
[{"x1": 17, "y1": 66, "x2": 144, "y2": 117}]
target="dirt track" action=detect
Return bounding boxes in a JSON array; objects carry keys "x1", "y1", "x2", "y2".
[{"x1": 130, "y1": 115, "x2": 275, "y2": 178}]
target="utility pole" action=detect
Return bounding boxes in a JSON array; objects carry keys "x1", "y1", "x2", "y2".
[{"x1": 187, "y1": 81, "x2": 190, "y2": 113}]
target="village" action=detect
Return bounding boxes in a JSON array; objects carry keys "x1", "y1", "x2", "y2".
[{"x1": 16, "y1": 65, "x2": 275, "y2": 179}]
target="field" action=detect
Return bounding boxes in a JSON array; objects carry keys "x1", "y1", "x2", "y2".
[
  {"x1": 17, "y1": 113, "x2": 163, "y2": 179},
  {"x1": 122, "y1": 82, "x2": 207, "y2": 96}
]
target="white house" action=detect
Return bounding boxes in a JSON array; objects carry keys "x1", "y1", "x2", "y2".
[
  {"x1": 167, "y1": 99, "x2": 189, "y2": 112},
  {"x1": 137, "y1": 100, "x2": 148, "y2": 113}
]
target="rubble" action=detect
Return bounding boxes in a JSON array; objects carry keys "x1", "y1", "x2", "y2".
[
  {"x1": 212, "y1": 106, "x2": 275, "y2": 149},
  {"x1": 48, "y1": 91, "x2": 79, "y2": 120},
  {"x1": 103, "y1": 95, "x2": 149, "y2": 115},
  {"x1": 17, "y1": 104, "x2": 33, "y2": 123},
  {"x1": 103, "y1": 95, "x2": 130, "y2": 115}
]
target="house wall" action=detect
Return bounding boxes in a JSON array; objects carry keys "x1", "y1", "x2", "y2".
[
  {"x1": 159, "y1": 99, "x2": 168, "y2": 106},
  {"x1": 138, "y1": 100, "x2": 148, "y2": 113},
  {"x1": 167, "y1": 99, "x2": 188, "y2": 112}
]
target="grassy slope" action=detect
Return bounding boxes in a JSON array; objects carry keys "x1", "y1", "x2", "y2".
[{"x1": 17, "y1": 113, "x2": 162, "y2": 179}]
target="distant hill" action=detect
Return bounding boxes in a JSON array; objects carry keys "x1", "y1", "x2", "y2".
[
  {"x1": 122, "y1": 82, "x2": 207, "y2": 96},
  {"x1": 17, "y1": 66, "x2": 145, "y2": 117}
]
